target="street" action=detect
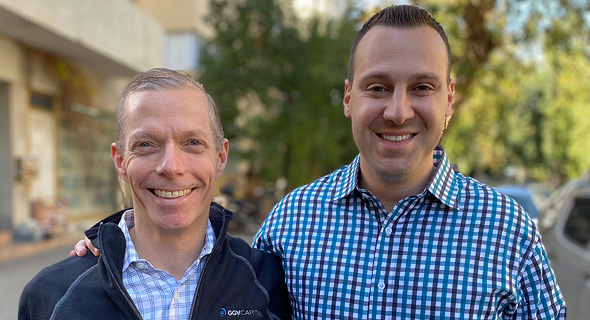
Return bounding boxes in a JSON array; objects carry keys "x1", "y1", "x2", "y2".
[{"x1": 0, "y1": 243, "x2": 74, "y2": 320}]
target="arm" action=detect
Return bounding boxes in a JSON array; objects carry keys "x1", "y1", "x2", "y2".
[{"x1": 516, "y1": 241, "x2": 566, "y2": 319}]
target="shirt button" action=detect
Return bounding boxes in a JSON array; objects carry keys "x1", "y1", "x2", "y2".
[
  {"x1": 136, "y1": 262, "x2": 146, "y2": 269},
  {"x1": 378, "y1": 281, "x2": 386, "y2": 290},
  {"x1": 385, "y1": 227, "x2": 393, "y2": 235},
  {"x1": 173, "y1": 291, "x2": 179, "y2": 299}
]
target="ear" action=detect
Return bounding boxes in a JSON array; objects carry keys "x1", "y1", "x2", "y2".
[
  {"x1": 111, "y1": 142, "x2": 129, "y2": 183},
  {"x1": 343, "y1": 79, "x2": 352, "y2": 118},
  {"x1": 446, "y1": 80, "x2": 455, "y2": 118},
  {"x1": 215, "y1": 138, "x2": 229, "y2": 179}
]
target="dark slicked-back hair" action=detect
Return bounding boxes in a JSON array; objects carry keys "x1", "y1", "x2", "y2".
[
  {"x1": 348, "y1": 5, "x2": 451, "y2": 84},
  {"x1": 116, "y1": 68, "x2": 224, "y2": 155}
]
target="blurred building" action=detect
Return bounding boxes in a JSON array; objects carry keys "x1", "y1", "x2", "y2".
[
  {"x1": 0, "y1": 0, "x2": 346, "y2": 239},
  {"x1": 136, "y1": 0, "x2": 211, "y2": 74},
  {"x1": 0, "y1": 0, "x2": 210, "y2": 238}
]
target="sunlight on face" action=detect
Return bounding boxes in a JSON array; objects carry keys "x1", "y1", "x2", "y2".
[
  {"x1": 344, "y1": 26, "x2": 453, "y2": 190},
  {"x1": 112, "y1": 88, "x2": 228, "y2": 234}
]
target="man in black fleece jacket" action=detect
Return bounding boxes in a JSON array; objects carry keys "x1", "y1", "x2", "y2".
[{"x1": 19, "y1": 68, "x2": 290, "y2": 319}]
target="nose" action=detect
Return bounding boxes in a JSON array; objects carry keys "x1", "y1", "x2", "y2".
[
  {"x1": 382, "y1": 89, "x2": 414, "y2": 125},
  {"x1": 156, "y1": 144, "x2": 186, "y2": 178}
]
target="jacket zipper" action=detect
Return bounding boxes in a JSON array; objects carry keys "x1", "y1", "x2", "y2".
[
  {"x1": 98, "y1": 222, "x2": 144, "y2": 319},
  {"x1": 188, "y1": 208, "x2": 228, "y2": 319}
]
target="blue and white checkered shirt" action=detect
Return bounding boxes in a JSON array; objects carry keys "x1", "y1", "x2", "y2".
[
  {"x1": 118, "y1": 210, "x2": 216, "y2": 320},
  {"x1": 254, "y1": 146, "x2": 566, "y2": 319}
]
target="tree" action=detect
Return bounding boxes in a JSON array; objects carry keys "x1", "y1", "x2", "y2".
[
  {"x1": 415, "y1": 0, "x2": 590, "y2": 185},
  {"x1": 200, "y1": 0, "x2": 361, "y2": 190},
  {"x1": 201, "y1": 0, "x2": 590, "y2": 191}
]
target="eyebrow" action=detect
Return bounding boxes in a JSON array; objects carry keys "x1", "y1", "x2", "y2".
[
  {"x1": 128, "y1": 132, "x2": 156, "y2": 141},
  {"x1": 128, "y1": 129, "x2": 208, "y2": 141},
  {"x1": 359, "y1": 71, "x2": 443, "y2": 84},
  {"x1": 409, "y1": 72, "x2": 442, "y2": 83}
]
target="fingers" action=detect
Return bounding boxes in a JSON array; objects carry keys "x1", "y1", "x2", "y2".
[
  {"x1": 73, "y1": 239, "x2": 88, "y2": 257},
  {"x1": 84, "y1": 237, "x2": 100, "y2": 257},
  {"x1": 72, "y1": 237, "x2": 101, "y2": 257}
]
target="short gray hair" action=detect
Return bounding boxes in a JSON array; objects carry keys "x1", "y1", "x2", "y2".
[{"x1": 116, "y1": 68, "x2": 224, "y2": 154}]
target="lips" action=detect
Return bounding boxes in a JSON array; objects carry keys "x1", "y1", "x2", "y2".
[{"x1": 150, "y1": 188, "x2": 193, "y2": 199}]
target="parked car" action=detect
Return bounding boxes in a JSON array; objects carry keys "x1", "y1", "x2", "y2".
[
  {"x1": 539, "y1": 173, "x2": 590, "y2": 320},
  {"x1": 493, "y1": 185, "x2": 540, "y2": 225}
]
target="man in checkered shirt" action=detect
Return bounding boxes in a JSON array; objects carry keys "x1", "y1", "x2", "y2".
[{"x1": 253, "y1": 5, "x2": 566, "y2": 319}]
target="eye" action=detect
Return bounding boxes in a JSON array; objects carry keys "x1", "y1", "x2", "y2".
[
  {"x1": 369, "y1": 85, "x2": 387, "y2": 93},
  {"x1": 189, "y1": 140, "x2": 201, "y2": 146},
  {"x1": 412, "y1": 84, "x2": 435, "y2": 96},
  {"x1": 131, "y1": 141, "x2": 155, "y2": 154},
  {"x1": 184, "y1": 139, "x2": 205, "y2": 151}
]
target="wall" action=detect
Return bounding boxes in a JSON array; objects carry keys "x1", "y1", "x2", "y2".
[
  {"x1": 136, "y1": 0, "x2": 212, "y2": 38},
  {"x1": 0, "y1": 81, "x2": 11, "y2": 229},
  {"x1": 0, "y1": 0, "x2": 163, "y2": 75}
]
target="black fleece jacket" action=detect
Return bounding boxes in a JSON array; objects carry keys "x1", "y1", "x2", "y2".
[{"x1": 19, "y1": 203, "x2": 291, "y2": 319}]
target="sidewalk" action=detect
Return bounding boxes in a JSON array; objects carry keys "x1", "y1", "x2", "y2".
[
  {"x1": 0, "y1": 214, "x2": 260, "y2": 264},
  {"x1": 0, "y1": 230, "x2": 258, "y2": 264},
  {"x1": 0, "y1": 231, "x2": 78, "y2": 263}
]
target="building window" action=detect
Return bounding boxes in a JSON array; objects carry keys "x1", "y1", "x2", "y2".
[
  {"x1": 164, "y1": 32, "x2": 201, "y2": 72},
  {"x1": 31, "y1": 93, "x2": 53, "y2": 110}
]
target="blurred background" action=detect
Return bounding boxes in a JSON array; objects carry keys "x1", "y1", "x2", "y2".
[{"x1": 0, "y1": 0, "x2": 588, "y2": 319}]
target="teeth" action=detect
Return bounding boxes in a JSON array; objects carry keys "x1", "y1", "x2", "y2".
[
  {"x1": 381, "y1": 134, "x2": 413, "y2": 142},
  {"x1": 153, "y1": 188, "x2": 192, "y2": 199}
]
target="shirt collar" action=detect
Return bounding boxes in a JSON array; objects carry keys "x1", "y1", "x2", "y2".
[
  {"x1": 119, "y1": 209, "x2": 138, "y2": 272},
  {"x1": 428, "y1": 146, "x2": 459, "y2": 209},
  {"x1": 118, "y1": 209, "x2": 216, "y2": 272},
  {"x1": 333, "y1": 146, "x2": 459, "y2": 209},
  {"x1": 332, "y1": 154, "x2": 361, "y2": 200}
]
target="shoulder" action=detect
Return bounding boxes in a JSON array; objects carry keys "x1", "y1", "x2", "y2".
[
  {"x1": 454, "y1": 173, "x2": 538, "y2": 240},
  {"x1": 225, "y1": 235, "x2": 283, "y2": 271},
  {"x1": 25, "y1": 254, "x2": 98, "y2": 290},
  {"x1": 284, "y1": 172, "x2": 335, "y2": 199},
  {"x1": 253, "y1": 162, "x2": 355, "y2": 252},
  {"x1": 275, "y1": 162, "x2": 353, "y2": 211},
  {"x1": 455, "y1": 173, "x2": 524, "y2": 214},
  {"x1": 19, "y1": 255, "x2": 98, "y2": 318}
]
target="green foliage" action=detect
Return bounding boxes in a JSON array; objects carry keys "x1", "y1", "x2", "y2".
[
  {"x1": 440, "y1": 0, "x2": 590, "y2": 185},
  {"x1": 542, "y1": 51, "x2": 590, "y2": 181},
  {"x1": 442, "y1": 51, "x2": 548, "y2": 178},
  {"x1": 200, "y1": 0, "x2": 360, "y2": 189},
  {"x1": 201, "y1": 0, "x2": 590, "y2": 190}
]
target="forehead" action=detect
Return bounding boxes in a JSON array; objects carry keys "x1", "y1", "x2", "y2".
[
  {"x1": 124, "y1": 88, "x2": 212, "y2": 135},
  {"x1": 126, "y1": 87, "x2": 207, "y2": 115},
  {"x1": 354, "y1": 25, "x2": 448, "y2": 80}
]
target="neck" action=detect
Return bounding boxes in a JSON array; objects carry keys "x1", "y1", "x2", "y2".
[
  {"x1": 129, "y1": 222, "x2": 207, "y2": 280},
  {"x1": 359, "y1": 161, "x2": 435, "y2": 212}
]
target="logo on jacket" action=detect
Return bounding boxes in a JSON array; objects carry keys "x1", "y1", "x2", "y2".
[{"x1": 220, "y1": 307, "x2": 263, "y2": 317}]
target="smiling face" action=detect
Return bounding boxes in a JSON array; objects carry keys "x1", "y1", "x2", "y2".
[
  {"x1": 112, "y1": 87, "x2": 228, "y2": 235},
  {"x1": 344, "y1": 25, "x2": 453, "y2": 194}
]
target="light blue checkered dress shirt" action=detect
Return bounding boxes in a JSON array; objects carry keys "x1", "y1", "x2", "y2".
[
  {"x1": 254, "y1": 146, "x2": 566, "y2": 319},
  {"x1": 118, "y1": 210, "x2": 215, "y2": 320}
]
